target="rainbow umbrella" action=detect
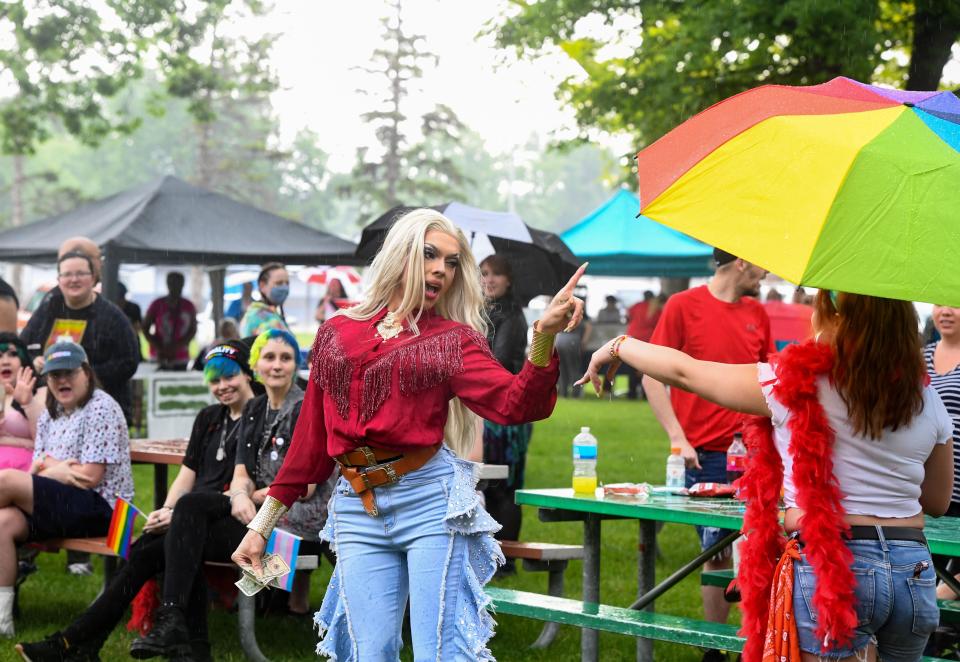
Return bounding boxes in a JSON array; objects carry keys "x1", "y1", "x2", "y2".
[{"x1": 637, "y1": 76, "x2": 960, "y2": 305}]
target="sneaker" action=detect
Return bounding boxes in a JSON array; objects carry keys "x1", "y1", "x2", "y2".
[
  {"x1": 14, "y1": 632, "x2": 99, "y2": 662},
  {"x1": 129, "y1": 605, "x2": 190, "y2": 659},
  {"x1": 65, "y1": 563, "x2": 93, "y2": 577}
]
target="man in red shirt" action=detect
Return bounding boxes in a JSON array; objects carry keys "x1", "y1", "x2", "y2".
[
  {"x1": 643, "y1": 248, "x2": 773, "y2": 660},
  {"x1": 625, "y1": 290, "x2": 662, "y2": 399}
]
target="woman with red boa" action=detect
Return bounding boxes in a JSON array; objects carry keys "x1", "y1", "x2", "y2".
[{"x1": 579, "y1": 290, "x2": 954, "y2": 662}]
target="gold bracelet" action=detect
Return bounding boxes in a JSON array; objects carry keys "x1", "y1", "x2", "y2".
[
  {"x1": 610, "y1": 335, "x2": 630, "y2": 359},
  {"x1": 528, "y1": 321, "x2": 556, "y2": 368},
  {"x1": 247, "y1": 495, "x2": 288, "y2": 540}
]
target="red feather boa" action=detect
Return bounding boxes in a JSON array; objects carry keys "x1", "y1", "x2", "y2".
[{"x1": 739, "y1": 340, "x2": 856, "y2": 662}]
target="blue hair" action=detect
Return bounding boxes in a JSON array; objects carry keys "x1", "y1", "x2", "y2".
[
  {"x1": 249, "y1": 328, "x2": 301, "y2": 380},
  {"x1": 203, "y1": 355, "x2": 242, "y2": 383}
]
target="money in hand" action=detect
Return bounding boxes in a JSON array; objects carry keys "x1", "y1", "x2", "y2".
[
  {"x1": 235, "y1": 571, "x2": 266, "y2": 597},
  {"x1": 261, "y1": 553, "x2": 291, "y2": 581},
  {"x1": 233, "y1": 553, "x2": 291, "y2": 596}
]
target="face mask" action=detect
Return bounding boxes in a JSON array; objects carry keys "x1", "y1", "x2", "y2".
[{"x1": 268, "y1": 285, "x2": 290, "y2": 306}]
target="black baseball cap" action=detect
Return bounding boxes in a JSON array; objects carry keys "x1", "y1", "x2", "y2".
[{"x1": 713, "y1": 247, "x2": 738, "y2": 267}]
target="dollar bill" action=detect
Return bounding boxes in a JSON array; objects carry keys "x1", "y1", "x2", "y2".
[
  {"x1": 233, "y1": 553, "x2": 292, "y2": 596},
  {"x1": 261, "y1": 553, "x2": 291, "y2": 581},
  {"x1": 235, "y1": 571, "x2": 267, "y2": 597}
]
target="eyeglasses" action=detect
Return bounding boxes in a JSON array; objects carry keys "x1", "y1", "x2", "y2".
[{"x1": 58, "y1": 271, "x2": 93, "y2": 281}]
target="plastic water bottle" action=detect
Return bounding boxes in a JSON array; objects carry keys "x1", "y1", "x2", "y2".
[
  {"x1": 726, "y1": 433, "x2": 747, "y2": 484},
  {"x1": 666, "y1": 447, "x2": 685, "y2": 489},
  {"x1": 572, "y1": 427, "x2": 598, "y2": 494}
]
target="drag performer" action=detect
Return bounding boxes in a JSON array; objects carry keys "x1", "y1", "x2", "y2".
[{"x1": 233, "y1": 208, "x2": 585, "y2": 660}]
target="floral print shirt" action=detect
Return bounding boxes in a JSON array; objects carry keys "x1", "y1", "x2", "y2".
[{"x1": 34, "y1": 389, "x2": 134, "y2": 505}]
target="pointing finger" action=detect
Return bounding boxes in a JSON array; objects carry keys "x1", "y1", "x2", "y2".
[{"x1": 560, "y1": 263, "x2": 588, "y2": 294}]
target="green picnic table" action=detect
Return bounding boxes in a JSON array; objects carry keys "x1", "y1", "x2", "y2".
[{"x1": 512, "y1": 488, "x2": 960, "y2": 662}]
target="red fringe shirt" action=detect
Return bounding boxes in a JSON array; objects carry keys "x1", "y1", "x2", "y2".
[{"x1": 267, "y1": 308, "x2": 560, "y2": 507}]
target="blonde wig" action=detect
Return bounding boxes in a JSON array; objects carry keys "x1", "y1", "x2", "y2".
[{"x1": 341, "y1": 208, "x2": 488, "y2": 458}]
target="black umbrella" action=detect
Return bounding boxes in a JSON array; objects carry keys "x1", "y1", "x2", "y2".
[{"x1": 356, "y1": 203, "x2": 580, "y2": 305}]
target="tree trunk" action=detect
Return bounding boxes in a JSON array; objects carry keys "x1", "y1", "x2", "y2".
[
  {"x1": 10, "y1": 154, "x2": 25, "y2": 296},
  {"x1": 907, "y1": 1, "x2": 960, "y2": 90}
]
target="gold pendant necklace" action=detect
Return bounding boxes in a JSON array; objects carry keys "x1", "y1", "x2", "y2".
[{"x1": 376, "y1": 311, "x2": 404, "y2": 341}]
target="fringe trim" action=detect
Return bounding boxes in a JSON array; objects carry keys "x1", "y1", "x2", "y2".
[
  {"x1": 312, "y1": 324, "x2": 354, "y2": 419},
  {"x1": 360, "y1": 327, "x2": 494, "y2": 422}
]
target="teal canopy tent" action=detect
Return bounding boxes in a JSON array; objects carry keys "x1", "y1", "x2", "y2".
[{"x1": 561, "y1": 189, "x2": 713, "y2": 277}]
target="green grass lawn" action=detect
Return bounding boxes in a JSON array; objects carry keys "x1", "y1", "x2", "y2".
[{"x1": 7, "y1": 397, "x2": 728, "y2": 661}]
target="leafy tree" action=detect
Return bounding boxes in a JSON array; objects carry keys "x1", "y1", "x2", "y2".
[
  {"x1": 491, "y1": 1, "x2": 959, "y2": 151},
  {"x1": 0, "y1": 0, "x2": 176, "y2": 288},
  {"x1": 345, "y1": 0, "x2": 470, "y2": 218}
]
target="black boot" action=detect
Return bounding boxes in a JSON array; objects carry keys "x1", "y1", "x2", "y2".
[
  {"x1": 129, "y1": 605, "x2": 190, "y2": 659},
  {"x1": 15, "y1": 631, "x2": 100, "y2": 662}
]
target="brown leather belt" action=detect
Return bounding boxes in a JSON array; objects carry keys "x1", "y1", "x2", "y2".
[{"x1": 335, "y1": 444, "x2": 441, "y2": 517}]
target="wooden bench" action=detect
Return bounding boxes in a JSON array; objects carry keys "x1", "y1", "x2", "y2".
[
  {"x1": 485, "y1": 587, "x2": 955, "y2": 661},
  {"x1": 25, "y1": 536, "x2": 318, "y2": 662},
  {"x1": 498, "y1": 540, "x2": 584, "y2": 648}
]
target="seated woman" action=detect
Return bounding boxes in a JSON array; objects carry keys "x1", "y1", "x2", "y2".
[
  {"x1": 15, "y1": 340, "x2": 256, "y2": 661},
  {"x1": 0, "y1": 341, "x2": 133, "y2": 637},
  {"x1": 0, "y1": 334, "x2": 44, "y2": 471},
  {"x1": 129, "y1": 329, "x2": 332, "y2": 660}
]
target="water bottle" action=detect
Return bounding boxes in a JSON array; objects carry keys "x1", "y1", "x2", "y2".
[
  {"x1": 726, "y1": 433, "x2": 747, "y2": 484},
  {"x1": 666, "y1": 447, "x2": 685, "y2": 489},
  {"x1": 572, "y1": 427, "x2": 598, "y2": 494}
]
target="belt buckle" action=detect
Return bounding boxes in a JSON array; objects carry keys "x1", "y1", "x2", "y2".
[
  {"x1": 359, "y1": 446, "x2": 377, "y2": 466},
  {"x1": 382, "y1": 463, "x2": 399, "y2": 484}
]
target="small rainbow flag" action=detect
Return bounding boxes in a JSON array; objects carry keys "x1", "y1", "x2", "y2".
[
  {"x1": 106, "y1": 497, "x2": 142, "y2": 559},
  {"x1": 265, "y1": 528, "x2": 301, "y2": 592}
]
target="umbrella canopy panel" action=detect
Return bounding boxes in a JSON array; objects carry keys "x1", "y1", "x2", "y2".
[
  {"x1": 0, "y1": 176, "x2": 359, "y2": 266},
  {"x1": 637, "y1": 76, "x2": 960, "y2": 305},
  {"x1": 356, "y1": 204, "x2": 579, "y2": 305},
  {"x1": 560, "y1": 189, "x2": 713, "y2": 277}
]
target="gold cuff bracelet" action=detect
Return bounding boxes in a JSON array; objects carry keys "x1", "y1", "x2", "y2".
[
  {"x1": 528, "y1": 322, "x2": 556, "y2": 368},
  {"x1": 247, "y1": 495, "x2": 288, "y2": 540}
]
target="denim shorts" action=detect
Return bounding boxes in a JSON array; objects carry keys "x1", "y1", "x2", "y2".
[
  {"x1": 792, "y1": 534, "x2": 939, "y2": 661},
  {"x1": 685, "y1": 449, "x2": 733, "y2": 561}
]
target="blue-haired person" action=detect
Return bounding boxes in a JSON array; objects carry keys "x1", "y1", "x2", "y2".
[
  {"x1": 128, "y1": 329, "x2": 336, "y2": 659},
  {"x1": 16, "y1": 340, "x2": 256, "y2": 661}
]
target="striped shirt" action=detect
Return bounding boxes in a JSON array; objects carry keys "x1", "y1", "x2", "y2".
[{"x1": 924, "y1": 342, "x2": 960, "y2": 506}]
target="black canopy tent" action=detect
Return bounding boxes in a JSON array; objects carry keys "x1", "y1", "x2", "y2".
[{"x1": 0, "y1": 176, "x2": 359, "y2": 323}]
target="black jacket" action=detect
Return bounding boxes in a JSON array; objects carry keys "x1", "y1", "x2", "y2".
[
  {"x1": 486, "y1": 296, "x2": 528, "y2": 375},
  {"x1": 21, "y1": 291, "x2": 140, "y2": 419},
  {"x1": 236, "y1": 387, "x2": 304, "y2": 488}
]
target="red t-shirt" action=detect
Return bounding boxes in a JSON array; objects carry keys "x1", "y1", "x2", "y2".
[
  {"x1": 649, "y1": 285, "x2": 774, "y2": 451},
  {"x1": 626, "y1": 301, "x2": 661, "y2": 342}
]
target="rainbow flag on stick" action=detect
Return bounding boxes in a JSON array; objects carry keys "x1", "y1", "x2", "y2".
[
  {"x1": 265, "y1": 528, "x2": 301, "y2": 592},
  {"x1": 106, "y1": 497, "x2": 143, "y2": 559}
]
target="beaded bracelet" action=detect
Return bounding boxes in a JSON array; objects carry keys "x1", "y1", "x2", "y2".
[{"x1": 610, "y1": 335, "x2": 630, "y2": 359}]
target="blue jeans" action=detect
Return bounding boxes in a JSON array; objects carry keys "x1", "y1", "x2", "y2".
[
  {"x1": 315, "y1": 446, "x2": 504, "y2": 661},
  {"x1": 793, "y1": 533, "x2": 939, "y2": 660},
  {"x1": 685, "y1": 449, "x2": 733, "y2": 560}
]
